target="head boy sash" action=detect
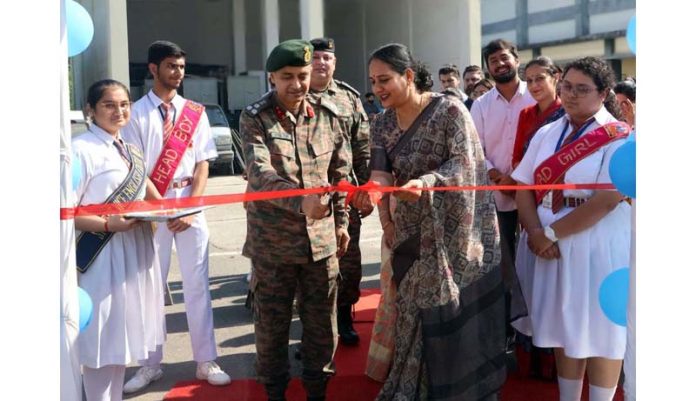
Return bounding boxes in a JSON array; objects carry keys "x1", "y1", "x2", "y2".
[
  {"x1": 150, "y1": 100, "x2": 204, "y2": 195},
  {"x1": 534, "y1": 121, "x2": 631, "y2": 204},
  {"x1": 76, "y1": 143, "x2": 147, "y2": 273}
]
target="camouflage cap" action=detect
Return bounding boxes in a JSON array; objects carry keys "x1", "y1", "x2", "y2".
[
  {"x1": 266, "y1": 39, "x2": 314, "y2": 72},
  {"x1": 310, "y1": 38, "x2": 335, "y2": 53}
]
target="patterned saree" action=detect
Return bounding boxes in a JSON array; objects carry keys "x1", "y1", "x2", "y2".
[{"x1": 370, "y1": 95, "x2": 509, "y2": 401}]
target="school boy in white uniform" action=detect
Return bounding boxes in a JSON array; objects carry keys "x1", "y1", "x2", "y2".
[{"x1": 121, "y1": 40, "x2": 231, "y2": 393}]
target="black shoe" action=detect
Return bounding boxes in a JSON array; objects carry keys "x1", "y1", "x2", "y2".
[
  {"x1": 244, "y1": 289, "x2": 253, "y2": 309},
  {"x1": 337, "y1": 305, "x2": 359, "y2": 346},
  {"x1": 294, "y1": 345, "x2": 302, "y2": 360}
]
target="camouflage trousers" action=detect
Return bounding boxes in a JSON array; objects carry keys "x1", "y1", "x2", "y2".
[
  {"x1": 338, "y1": 208, "x2": 363, "y2": 307},
  {"x1": 251, "y1": 255, "x2": 339, "y2": 399}
]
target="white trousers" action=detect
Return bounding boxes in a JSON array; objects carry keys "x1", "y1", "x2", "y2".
[
  {"x1": 83, "y1": 365, "x2": 126, "y2": 401},
  {"x1": 141, "y1": 209, "x2": 217, "y2": 366}
]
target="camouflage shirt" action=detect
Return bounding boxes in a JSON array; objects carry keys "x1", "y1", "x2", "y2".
[
  {"x1": 308, "y1": 79, "x2": 370, "y2": 185},
  {"x1": 240, "y1": 91, "x2": 352, "y2": 264}
]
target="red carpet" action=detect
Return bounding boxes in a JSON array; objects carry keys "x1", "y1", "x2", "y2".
[{"x1": 164, "y1": 289, "x2": 623, "y2": 401}]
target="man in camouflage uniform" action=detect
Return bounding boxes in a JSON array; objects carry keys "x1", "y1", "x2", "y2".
[
  {"x1": 240, "y1": 39, "x2": 352, "y2": 401},
  {"x1": 308, "y1": 37, "x2": 371, "y2": 346}
]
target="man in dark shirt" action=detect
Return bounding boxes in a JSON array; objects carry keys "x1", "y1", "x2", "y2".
[
  {"x1": 362, "y1": 92, "x2": 383, "y2": 121},
  {"x1": 463, "y1": 64, "x2": 485, "y2": 110}
]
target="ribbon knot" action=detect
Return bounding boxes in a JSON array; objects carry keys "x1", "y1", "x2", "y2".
[{"x1": 334, "y1": 180, "x2": 383, "y2": 207}]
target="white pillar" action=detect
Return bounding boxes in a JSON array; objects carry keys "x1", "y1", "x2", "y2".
[
  {"x1": 261, "y1": 0, "x2": 280, "y2": 59},
  {"x1": 60, "y1": 1, "x2": 82, "y2": 398},
  {"x1": 73, "y1": 0, "x2": 130, "y2": 108},
  {"x1": 407, "y1": 0, "x2": 414, "y2": 51},
  {"x1": 300, "y1": 0, "x2": 324, "y2": 39},
  {"x1": 460, "y1": 0, "x2": 482, "y2": 67},
  {"x1": 233, "y1": 0, "x2": 247, "y2": 74}
]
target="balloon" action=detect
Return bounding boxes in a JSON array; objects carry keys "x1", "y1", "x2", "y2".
[
  {"x1": 66, "y1": 1, "x2": 94, "y2": 57},
  {"x1": 626, "y1": 16, "x2": 636, "y2": 54},
  {"x1": 72, "y1": 154, "x2": 82, "y2": 190},
  {"x1": 78, "y1": 287, "x2": 93, "y2": 332},
  {"x1": 599, "y1": 268, "x2": 630, "y2": 327},
  {"x1": 609, "y1": 140, "x2": 636, "y2": 198}
]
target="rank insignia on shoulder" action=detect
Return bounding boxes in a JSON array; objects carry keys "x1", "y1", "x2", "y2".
[
  {"x1": 246, "y1": 96, "x2": 272, "y2": 116},
  {"x1": 334, "y1": 79, "x2": 360, "y2": 97}
]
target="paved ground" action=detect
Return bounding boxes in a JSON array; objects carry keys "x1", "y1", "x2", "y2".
[{"x1": 124, "y1": 174, "x2": 384, "y2": 401}]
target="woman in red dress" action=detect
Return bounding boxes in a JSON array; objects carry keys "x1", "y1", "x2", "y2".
[{"x1": 512, "y1": 56, "x2": 565, "y2": 169}]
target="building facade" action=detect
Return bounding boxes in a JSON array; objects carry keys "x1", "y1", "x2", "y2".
[
  {"x1": 482, "y1": 0, "x2": 636, "y2": 77},
  {"x1": 69, "y1": 0, "x2": 635, "y2": 113}
]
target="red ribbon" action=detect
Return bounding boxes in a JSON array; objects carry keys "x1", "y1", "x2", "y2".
[
  {"x1": 60, "y1": 181, "x2": 616, "y2": 220},
  {"x1": 334, "y1": 180, "x2": 386, "y2": 207}
]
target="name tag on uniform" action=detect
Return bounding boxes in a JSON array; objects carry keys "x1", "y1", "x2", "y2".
[
  {"x1": 542, "y1": 192, "x2": 553, "y2": 209},
  {"x1": 270, "y1": 131, "x2": 293, "y2": 141}
]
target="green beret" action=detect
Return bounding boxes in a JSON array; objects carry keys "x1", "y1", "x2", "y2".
[
  {"x1": 310, "y1": 38, "x2": 335, "y2": 53},
  {"x1": 266, "y1": 39, "x2": 314, "y2": 72}
]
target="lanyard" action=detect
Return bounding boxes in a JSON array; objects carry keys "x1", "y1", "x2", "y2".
[
  {"x1": 555, "y1": 118, "x2": 595, "y2": 152},
  {"x1": 158, "y1": 104, "x2": 177, "y2": 123}
]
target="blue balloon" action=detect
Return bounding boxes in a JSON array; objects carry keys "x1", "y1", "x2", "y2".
[
  {"x1": 627, "y1": 16, "x2": 636, "y2": 54},
  {"x1": 627, "y1": 130, "x2": 636, "y2": 142},
  {"x1": 78, "y1": 287, "x2": 93, "y2": 332},
  {"x1": 599, "y1": 268, "x2": 630, "y2": 327},
  {"x1": 609, "y1": 140, "x2": 636, "y2": 198},
  {"x1": 72, "y1": 154, "x2": 82, "y2": 190},
  {"x1": 66, "y1": 1, "x2": 94, "y2": 57}
]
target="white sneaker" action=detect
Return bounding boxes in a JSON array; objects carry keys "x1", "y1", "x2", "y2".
[
  {"x1": 196, "y1": 361, "x2": 231, "y2": 386},
  {"x1": 123, "y1": 366, "x2": 163, "y2": 394}
]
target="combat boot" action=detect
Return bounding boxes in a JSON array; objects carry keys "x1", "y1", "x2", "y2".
[{"x1": 337, "y1": 304, "x2": 359, "y2": 345}]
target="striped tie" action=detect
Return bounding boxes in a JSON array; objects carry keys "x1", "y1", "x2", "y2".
[
  {"x1": 161, "y1": 103, "x2": 174, "y2": 143},
  {"x1": 113, "y1": 139, "x2": 131, "y2": 168},
  {"x1": 551, "y1": 125, "x2": 585, "y2": 214}
]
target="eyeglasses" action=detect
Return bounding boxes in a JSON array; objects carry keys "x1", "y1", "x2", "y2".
[
  {"x1": 560, "y1": 81, "x2": 597, "y2": 97},
  {"x1": 526, "y1": 74, "x2": 552, "y2": 85},
  {"x1": 99, "y1": 101, "x2": 131, "y2": 112}
]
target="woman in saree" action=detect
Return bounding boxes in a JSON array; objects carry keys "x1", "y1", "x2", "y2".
[{"x1": 354, "y1": 43, "x2": 508, "y2": 401}]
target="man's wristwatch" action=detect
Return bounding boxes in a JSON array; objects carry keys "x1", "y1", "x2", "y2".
[{"x1": 543, "y1": 225, "x2": 559, "y2": 242}]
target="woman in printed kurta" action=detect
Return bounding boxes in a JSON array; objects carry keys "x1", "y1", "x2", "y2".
[
  {"x1": 354, "y1": 43, "x2": 507, "y2": 401},
  {"x1": 73, "y1": 80, "x2": 165, "y2": 401}
]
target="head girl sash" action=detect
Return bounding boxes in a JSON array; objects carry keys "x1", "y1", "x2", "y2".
[{"x1": 534, "y1": 121, "x2": 631, "y2": 204}]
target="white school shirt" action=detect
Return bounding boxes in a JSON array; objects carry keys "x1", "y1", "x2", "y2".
[
  {"x1": 470, "y1": 81, "x2": 535, "y2": 211},
  {"x1": 511, "y1": 106, "x2": 618, "y2": 199},
  {"x1": 121, "y1": 90, "x2": 217, "y2": 198},
  {"x1": 73, "y1": 124, "x2": 144, "y2": 206}
]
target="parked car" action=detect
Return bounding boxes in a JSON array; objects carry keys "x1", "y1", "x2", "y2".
[
  {"x1": 204, "y1": 104, "x2": 235, "y2": 174},
  {"x1": 70, "y1": 110, "x2": 88, "y2": 137}
]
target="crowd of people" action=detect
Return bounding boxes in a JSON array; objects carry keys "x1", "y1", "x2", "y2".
[{"x1": 72, "y1": 36, "x2": 635, "y2": 401}]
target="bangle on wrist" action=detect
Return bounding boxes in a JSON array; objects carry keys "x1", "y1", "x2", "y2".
[{"x1": 104, "y1": 219, "x2": 110, "y2": 233}]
